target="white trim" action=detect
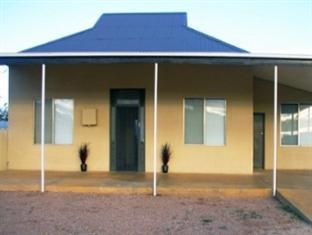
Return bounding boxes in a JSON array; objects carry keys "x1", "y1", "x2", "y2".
[
  {"x1": 273, "y1": 65, "x2": 278, "y2": 197},
  {"x1": 40, "y1": 64, "x2": 46, "y2": 193},
  {"x1": 153, "y1": 63, "x2": 158, "y2": 197},
  {"x1": 1, "y1": 52, "x2": 312, "y2": 60}
]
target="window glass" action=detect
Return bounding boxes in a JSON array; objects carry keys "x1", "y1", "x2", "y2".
[
  {"x1": 204, "y1": 99, "x2": 225, "y2": 145},
  {"x1": 299, "y1": 104, "x2": 312, "y2": 146},
  {"x1": 281, "y1": 104, "x2": 298, "y2": 145},
  {"x1": 35, "y1": 99, "x2": 53, "y2": 144},
  {"x1": 184, "y1": 99, "x2": 203, "y2": 144},
  {"x1": 54, "y1": 99, "x2": 74, "y2": 144},
  {"x1": 35, "y1": 99, "x2": 73, "y2": 144}
]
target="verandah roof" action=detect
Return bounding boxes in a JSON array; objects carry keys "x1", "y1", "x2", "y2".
[
  {"x1": 1, "y1": 52, "x2": 312, "y2": 93},
  {"x1": 0, "y1": 52, "x2": 312, "y2": 65}
]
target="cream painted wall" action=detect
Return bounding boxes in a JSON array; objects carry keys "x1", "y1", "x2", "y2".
[
  {"x1": 254, "y1": 78, "x2": 312, "y2": 170},
  {"x1": 0, "y1": 129, "x2": 7, "y2": 170},
  {"x1": 8, "y1": 64, "x2": 154, "y2": 172},
  {"x1": 158, "y1": 64, "x2": 253, "y2": 174},
  {"x1": 8, "y1": 64, "x2": 253, "y2": 174}
]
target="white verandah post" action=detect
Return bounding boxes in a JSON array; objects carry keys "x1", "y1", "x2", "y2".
[
  {"x1": 41, "y1": 64, "x2": 46, "y2": 192},
  {"x1": 273, "y1": 65, "x2": 278, "y2": 197},
  {"x1": 153, "y1": 63, "x2": 158, "y2": 196}
]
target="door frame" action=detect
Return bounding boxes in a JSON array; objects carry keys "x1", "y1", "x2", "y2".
[
  {"x1": 109, "y1": 89, "x2": 145, "y2": 172},
  {"x1": 253, "y1": 112, "x2": 265, "y2": 169}
]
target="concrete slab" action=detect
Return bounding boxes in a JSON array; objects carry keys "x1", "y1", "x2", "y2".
[
  {"x1": 274, "y1": 170, "x2": 312, "y2": 224},
  {"x1": 157, "y1": 172, "x2": 271, "y2": 197},
  {"x1": 0, "y1": 170, "x2": 310, "y2": 201},
  {"x1": 277, "y1": 189, "x2": 312, "y2": 224},
  {"x1": 277, "y1": 170, "x2": 312, "y2": 189},
  {"x1": 0, "y1": 170, "x2": 272, "y2": 197}
]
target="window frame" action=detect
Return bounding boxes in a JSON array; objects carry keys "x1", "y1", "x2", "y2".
[
  {"x1": 33, "y1": 98, "x2": 75, "y2": 145},
  {"x1": 280, "y1": 102, "x2": 312, "y2": 147},
  {"x1": 183, "y1": 97, "x2": 227, "y2": 146},
  {"x1": 280, "y1": 103, "x2": 299, "y2": 147}
]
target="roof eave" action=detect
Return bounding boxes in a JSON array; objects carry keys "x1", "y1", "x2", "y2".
[{"x1": 0, "y1": 52, "x2": 312, "y2": 66}]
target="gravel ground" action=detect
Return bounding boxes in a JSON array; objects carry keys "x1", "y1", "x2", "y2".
[{"x1": 0, "y1": 192, "x2": 311, "y2": 235}]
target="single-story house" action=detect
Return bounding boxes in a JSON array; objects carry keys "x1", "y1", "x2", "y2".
[{"x1": 0, "y1": 12, "x2": 312, "y2": 195}]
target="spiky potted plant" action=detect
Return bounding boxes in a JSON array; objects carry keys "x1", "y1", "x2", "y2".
[
  {"x1": 79, "y1": 143, "x2": 89, "y2": 172},
  {"x1": 161, "y1": 143, "x2": 172, "y2": 173}
]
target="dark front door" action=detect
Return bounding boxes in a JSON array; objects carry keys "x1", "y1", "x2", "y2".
[
  {"x1": 253, "y1": 113, "x2": 265, "y2": 169},
  {"x1": 116, "y1": 107, "x2": 139, "y2": 171},
  {"x1": 110, "y1": 89, "x2": 145, "y2": 172}
]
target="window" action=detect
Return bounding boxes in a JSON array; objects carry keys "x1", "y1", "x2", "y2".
[
  {"x1": 35, "y1": 99, "x2": 74, "y2": 144},
  {"x1": 281, "y1": 103, "x2": 312, "y2": 146},
  {"x1": 184, "y1": 99, "x2": 203, "y2": 144},
  {"x1": 281, "y1": 104, "x2": 298, "y2": 145},
  {"x1": 184, "y1": 98, "x2": 226, "y2": 145}
]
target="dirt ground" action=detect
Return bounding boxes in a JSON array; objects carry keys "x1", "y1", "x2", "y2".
[{"x1": 0, "y1": 192, "x2": 311, "y2": 235}]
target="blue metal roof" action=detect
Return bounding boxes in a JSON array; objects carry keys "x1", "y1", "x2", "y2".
[{"x1": 24, "y1": 13, "x2": 247, "y2": 53}]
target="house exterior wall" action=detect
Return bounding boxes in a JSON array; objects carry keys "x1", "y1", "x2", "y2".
[
  {"x1": 8, "y1": 64, "x2": 253, "y2": 174},
  {"x1": 158, "y1": 65, "x2": 253, "y2": 174},
  {"x1": 254, "y1": 78, "x2": 312, "y2": 170},
  {"x1": 0, "y1": 129, "x2": 7, "y2": 170}
]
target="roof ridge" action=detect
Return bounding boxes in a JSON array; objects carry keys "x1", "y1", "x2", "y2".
[
  {"x1": 98, "y1": 12, "x2": 187, "y2": 16},
  {"x1": 94, "y1": 12, "x2": 187, "y2": 28}
]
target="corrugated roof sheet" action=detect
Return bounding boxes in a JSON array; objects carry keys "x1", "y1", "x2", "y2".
[{"x1": 24, "y1": 12, "x2": 247, "y2": 53}]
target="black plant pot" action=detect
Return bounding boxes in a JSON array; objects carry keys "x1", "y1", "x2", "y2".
[
  {"x1": 162, "y1": 164, "x2": 169, "y2": 173},
  {"x1": 80, "y1": 163, "x2": 87, "y2": 172}
]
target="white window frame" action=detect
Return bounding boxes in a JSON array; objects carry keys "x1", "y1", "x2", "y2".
[
  {"x1": 183, "y1": 97, "x2": 226, "y2": 146},
  {"x1": 280, "y1": 102, "x2": 312, "y2": 147},
  {"x1": 33, "y1": 98, "x2": 74, "y2": 145}
]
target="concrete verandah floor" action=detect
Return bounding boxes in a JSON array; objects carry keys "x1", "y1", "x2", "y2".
[
  {"x1": 0, "y1": 170, "x2": 272, "y2": 196},
  {"x1": 0, "y1": 169, "x2": 309, "y2": 192},
  {"x1": 275, "y1": 170, "x2": 312, "y2": 224},
  {"x1": 0, "y1": 170, "x2": 311, "y2": 223},
  {"x1": 0, "y1": 170, "x2": 310, "y2": 192}
]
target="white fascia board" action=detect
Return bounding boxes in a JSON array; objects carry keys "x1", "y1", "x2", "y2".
[{"x1": 0, "y1": 52, "x2": 312, "y2": 60}]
